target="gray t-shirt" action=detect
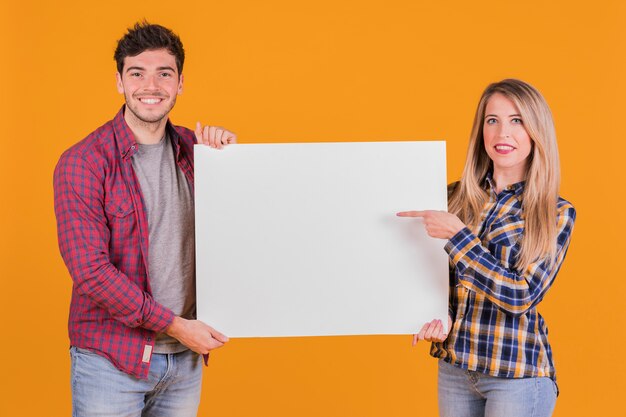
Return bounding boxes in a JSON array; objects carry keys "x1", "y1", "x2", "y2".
[{"x1": 131, "y1": 133, "x2": 195, "y2": 354}]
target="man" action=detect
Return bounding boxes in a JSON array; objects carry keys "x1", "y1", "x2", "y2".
[{"x1": 54, "y1": 22, "x2": 234, "y2": 417}]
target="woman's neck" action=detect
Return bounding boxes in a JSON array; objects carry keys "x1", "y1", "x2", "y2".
[{"x1": 492, "y1": 168, "x2": 525, "y2": 194}]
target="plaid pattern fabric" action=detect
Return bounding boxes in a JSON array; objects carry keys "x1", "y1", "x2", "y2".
[
  {"x1": 54, "y1": 107, "x2": 196, "y2": 378},
  {"x1": 431, "y1": 177, "x2": 576, "y2": 382}
]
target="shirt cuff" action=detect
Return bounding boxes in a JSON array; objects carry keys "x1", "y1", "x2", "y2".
[
  {"x1": 444, "y1": 227, "x2": 485, "y2": 275},
  {"x1": 141, "y1": 304, "x2": 176, "y2": 333}
]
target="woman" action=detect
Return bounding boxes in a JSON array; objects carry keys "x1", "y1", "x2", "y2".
[{"x1": 397, "y1": 79, "x2": 575, "y2": 417}]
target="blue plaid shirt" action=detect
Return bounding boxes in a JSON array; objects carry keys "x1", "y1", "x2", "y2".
[{"x1": 431, "y1": 177, "x2": 576, "y2": 382}]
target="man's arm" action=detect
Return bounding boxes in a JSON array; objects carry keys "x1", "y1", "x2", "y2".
[
  {"x1": 54, "y1": 151, "x2": 174, "y2": 332},
  {"x1": 55, "y1": 143, "x2": 230, "y2": 354}
]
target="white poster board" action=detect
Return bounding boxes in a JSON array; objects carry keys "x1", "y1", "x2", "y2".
[{"x1": 195, "y1": 141, "x2": 448, "y2": 338}]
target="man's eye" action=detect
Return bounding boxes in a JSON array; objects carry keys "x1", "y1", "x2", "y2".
[
  {"x1": 160, "y1": 72, "x2": 172, "y2": 78},
  {"x1": 130, "y1": 72, "x2": 141, "y2": 77}
]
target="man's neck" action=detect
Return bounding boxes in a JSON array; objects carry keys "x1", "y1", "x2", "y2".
[{"x1": 124, "y1": 107, "x2": 169, "y2": 145}]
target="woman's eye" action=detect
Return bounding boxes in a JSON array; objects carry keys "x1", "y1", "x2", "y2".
[
  {"x1": 485, "y1": 118, "x2": 497, "y2": 125},
  {"x1": 512, "y1": 118, "x2": 523, "y2": 124}
]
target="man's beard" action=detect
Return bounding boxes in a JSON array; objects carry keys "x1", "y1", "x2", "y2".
[{"x1": 125, "y1": 93, "x2": 177, "y2": 125}]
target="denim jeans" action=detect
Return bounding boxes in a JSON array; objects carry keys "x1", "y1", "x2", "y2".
[
  {"x1": 70, "y1": 346, "x2": 202, "y2": 417},
  {"x1": 437, "y1": 360, "x2": 557, "y2": 417}
]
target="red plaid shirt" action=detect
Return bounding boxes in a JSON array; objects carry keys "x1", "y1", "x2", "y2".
[{"x1": 54, "y1": 107, "x2": 196, "y2": 378}]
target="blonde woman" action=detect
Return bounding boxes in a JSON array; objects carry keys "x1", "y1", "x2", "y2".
[{"x1": 398, "y1": 79, "x2": 575, "y2": 417}]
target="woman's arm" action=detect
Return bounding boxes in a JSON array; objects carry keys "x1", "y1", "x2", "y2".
[{"x1": 446, "y1": 203, "x2": 576, "y2": 316}]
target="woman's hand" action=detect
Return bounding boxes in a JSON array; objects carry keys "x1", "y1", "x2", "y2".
[
  {"x1": 412, "y1": 315, "x2": 453, "y2": 346},
  {"x1": 396, "y1": 210, "x2": 466, "y2": 239}
]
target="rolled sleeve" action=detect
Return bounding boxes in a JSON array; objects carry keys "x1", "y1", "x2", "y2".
[{"x1": 444, "y1": 206, "x2": 576, "y2": 316}]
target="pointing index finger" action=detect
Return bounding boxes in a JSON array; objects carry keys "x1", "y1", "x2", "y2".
[{"x1": 396, "y1": 211, "x2": 426, "y2": 217}]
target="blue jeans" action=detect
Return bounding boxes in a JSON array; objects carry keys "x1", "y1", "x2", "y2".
[
  {"x1": 70, "y1": 346, "x2": 202, "y2": 417},
  {"x1": 437, "y1": 360, "x2": 557, "y2": 417}
]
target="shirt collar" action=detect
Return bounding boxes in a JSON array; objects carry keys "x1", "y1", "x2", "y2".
[
  {"x1": 484, "y1": 172, "x2": 525, "y2": 198},
  {"x1": 113, "y1": 105, "x2": 183, "y2": 160}
]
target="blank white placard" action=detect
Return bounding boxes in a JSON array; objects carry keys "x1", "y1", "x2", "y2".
[{"x1": 195, "y1": 141, "x2": 449, "y2": 338}]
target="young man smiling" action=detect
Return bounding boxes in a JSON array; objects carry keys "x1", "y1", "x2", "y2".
[{"x1": 54, "y1": 22, "x2": 234, "y2": 417}]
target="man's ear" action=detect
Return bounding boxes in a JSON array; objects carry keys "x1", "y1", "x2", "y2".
[
  {"x1": 116, "y1": 72, "x2": 124, "y2": 94},
  {"x1": 178, "y1": 73, "x2": 184, "y2": 95}
]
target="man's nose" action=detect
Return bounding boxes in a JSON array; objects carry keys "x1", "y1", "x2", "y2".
[{"x1": 144, "y1": 75, "x2": 159, "y2": 90}]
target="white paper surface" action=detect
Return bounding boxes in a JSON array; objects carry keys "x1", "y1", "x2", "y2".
[{"x1": 195, "y1": 141, "x2": 449, "y2": 338}]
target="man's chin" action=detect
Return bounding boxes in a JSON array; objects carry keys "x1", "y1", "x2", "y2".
[
  {"x1": 125, "y1": 106, "x2": 170, "y2": 125},
  {"x1": 138, "y1": 115, "x2": 167, "y2": 124}
]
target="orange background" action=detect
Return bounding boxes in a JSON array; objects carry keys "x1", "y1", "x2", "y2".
[{"x1": 1, "y1": 0, "x2": 624, "y2": 416}]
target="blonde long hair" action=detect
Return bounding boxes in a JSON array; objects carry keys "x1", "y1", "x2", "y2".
[{"x1": 448, "y1": 79, "x2": 560, "y2": 270}]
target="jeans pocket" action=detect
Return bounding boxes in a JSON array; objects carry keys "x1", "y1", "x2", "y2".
[
  {"x1": 550, "y1": 379, "x2": 559, "y2": 397},
  {"x1": 537, "y1": 376, "x2": 558, "y2": 399},
  {"x1": 73, "y1": 346, "x2": 100, "y2": 357}
]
